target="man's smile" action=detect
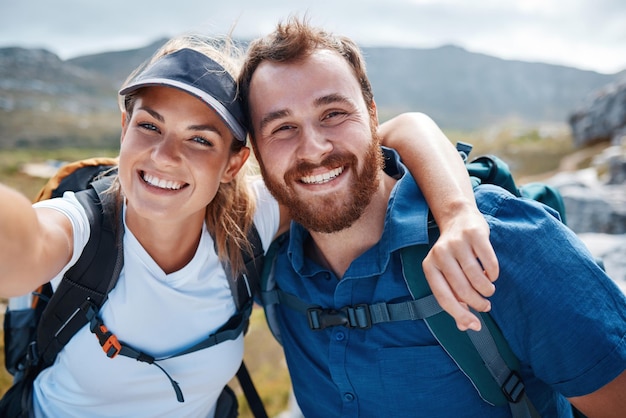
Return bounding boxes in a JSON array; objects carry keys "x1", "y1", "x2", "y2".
[{"x1": 300, "y1": 166, "x2": 344, "y2": 185}]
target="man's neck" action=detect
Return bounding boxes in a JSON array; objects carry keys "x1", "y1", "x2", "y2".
[{"x1": 305, "y1": 174, "x2": 397, "y2": 279}]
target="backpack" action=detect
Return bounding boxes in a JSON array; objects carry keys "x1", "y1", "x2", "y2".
[
  {"x1": 457, "y1": 141, "x2": 567, "y2": 225},
  {"x1": 1, "y1": 157, "x2": 268, "y2": 418},
  {"x1": 260, "y1": 144, "x2": 584, "y2": 418}
]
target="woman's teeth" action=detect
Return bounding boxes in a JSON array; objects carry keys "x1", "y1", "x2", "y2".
[{"x1": 142, "y1": 173, "x2": 184, "y2": 190}]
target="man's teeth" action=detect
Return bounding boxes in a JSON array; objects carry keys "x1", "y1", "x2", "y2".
[
  {"x1": 301, "y1": 167, "x2": 343, "y2": 185},
  {"x1": 143, "y1": 173, "x2": 184, "y2": 190}
]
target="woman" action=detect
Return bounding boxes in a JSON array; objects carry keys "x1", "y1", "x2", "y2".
[{"x1": 0, "y1": 34, "x2": 494, "y2": 417}]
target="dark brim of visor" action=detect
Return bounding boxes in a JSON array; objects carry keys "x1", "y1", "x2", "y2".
[{"x1": 119, "y1": 48, "x2": 247, "y2": 143}]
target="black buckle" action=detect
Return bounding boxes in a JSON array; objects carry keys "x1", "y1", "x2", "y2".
[
  {"x1": 25, "y1": 341, "x2": 39, "y2": 367},
  {"x1": 307, "y1": 308, "x2": 348, "y2": 330},
  {"x1": 502, "y1": 371, "x2": 525, "y2": 403},
  {"x1": 307, "y1": 304, "x2": 372, "y2": 330}
]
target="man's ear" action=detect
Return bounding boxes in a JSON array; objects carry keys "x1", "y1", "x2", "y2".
[
  {"x1": 221, "y1": 146, "x2": 251, "y2": 184},
  {"x1": 369, "y1": 100, "x2": 379, "y2": 128}
]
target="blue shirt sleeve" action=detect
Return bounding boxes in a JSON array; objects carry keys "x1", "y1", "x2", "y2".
[{"x1": 476, "y1": 184, "x2": 626, "y2": 398}]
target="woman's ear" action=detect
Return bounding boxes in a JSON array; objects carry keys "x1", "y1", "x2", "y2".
[
  {"x1": 221, "y1": 146, "x2": 251, "y2": 183},
  {"x1": 120, "y1": 112, "x2": 128, "y2": 143}
]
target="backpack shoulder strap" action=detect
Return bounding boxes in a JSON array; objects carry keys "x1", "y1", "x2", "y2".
[
  {"x1": 35, "y1": 176, "x2": 123, "y2": 368},
  {"x1": 259, "y1": 232, "x2": 444, "y2": 344},
  {"x1": 400, "y1": 243, "x2": 540, "y2": 418},
  {"x1": 225, "y1": 224, "x2": 265, "y2": 312},
  {"x1": 259, "y1": 232, "x2": 286, "y2": 344},
  {"x1": 216, "y1": 223, "x2": 268, "y2": 417}
]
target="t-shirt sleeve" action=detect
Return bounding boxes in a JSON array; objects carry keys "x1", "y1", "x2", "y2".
[
  {"x1": 476, "y1": 184, "x2": 626, "y2": 397},
  {"x1": 250, "y1": 177, "x2": 280, "y2": 254},
  {"x1": 33, "y1": 191, "x2": 91, "y2": 288}
]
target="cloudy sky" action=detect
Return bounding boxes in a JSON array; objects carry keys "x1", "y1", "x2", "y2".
[{"x1": 1, "y1": 0, "x2": 625, "y2": 74}]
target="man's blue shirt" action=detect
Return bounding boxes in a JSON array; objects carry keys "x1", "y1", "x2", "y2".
[{"x1": 271, "y1": 150, "x2": 626, "y2": 417}]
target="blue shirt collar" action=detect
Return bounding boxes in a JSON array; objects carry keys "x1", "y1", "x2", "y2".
[{"x1": 286, "y1": 147, "x2": 430, "y2": 278}]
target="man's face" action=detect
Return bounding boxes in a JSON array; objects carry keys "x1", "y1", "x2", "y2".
[{"x1": 248, "y1": 49, "x2": 383, "y2": 233}]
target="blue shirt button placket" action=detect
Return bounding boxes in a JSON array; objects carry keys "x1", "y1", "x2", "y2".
[{"x1": 329, "y1": 328, "x2": 358, "y2": 414}]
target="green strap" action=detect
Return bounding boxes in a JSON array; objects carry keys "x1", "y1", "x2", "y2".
[{"x1": 400, "y1": 244, "x2": 540, "y2": 417}]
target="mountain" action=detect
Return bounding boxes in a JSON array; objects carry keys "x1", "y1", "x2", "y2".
[
  {"x1": 364, "y1": 45, "x2": 618, "y2": 129},
  {"x1": 0, "y1": 40, "x2": 622, "y2": 148},
  {"x1": 67, "y1": 39, "x2": 170, "y2": 87}
]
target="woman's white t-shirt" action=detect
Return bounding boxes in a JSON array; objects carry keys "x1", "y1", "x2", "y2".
[{"x1": 30, "y1": 179, "x2": 279, "y2": 418}]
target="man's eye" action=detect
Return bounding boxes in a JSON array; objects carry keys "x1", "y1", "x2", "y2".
[
  {"x1": 323, "y1": 111, "x2": 347, "y2": 123},
  {"x1": 271, "y1": 124, "x2": 296, "y2": 136}
]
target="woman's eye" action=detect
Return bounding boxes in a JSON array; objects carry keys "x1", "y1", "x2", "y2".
[
  {"x1": 192, "y1": 136, "x2": 214, "y2": 147},
  {"x1": 138, "y1": 122, "x2": 159, "y2": 132}
]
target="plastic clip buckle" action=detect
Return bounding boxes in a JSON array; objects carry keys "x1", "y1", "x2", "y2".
[
  {"x1": 502, "y1": 371, "x2": 525, "y2": 403},
  {"x1": 99, "y1": 325, "x2": 122, "y2": 358},
  {"x1": 307, "y1": 307, "x2": 349, "y2": 330},
  {"x1": 348, "y1": 304, "x2": 372, "y2": 329}
]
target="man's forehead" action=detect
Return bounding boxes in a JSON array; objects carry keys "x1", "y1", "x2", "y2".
[{"x1": 253, "y1": 49, "x2": 349, "y2": 80}]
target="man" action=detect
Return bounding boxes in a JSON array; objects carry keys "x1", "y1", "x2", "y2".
[{"x1": 239, "y1": 18, "x2": 626, "y2": 417}]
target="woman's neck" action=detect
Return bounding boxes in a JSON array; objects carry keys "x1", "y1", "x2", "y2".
[{"x1": 125, "y1": 207, "x2": 205, "y2": 274}]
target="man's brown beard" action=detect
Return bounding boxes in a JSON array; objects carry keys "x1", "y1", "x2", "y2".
[{"x1": 259, "y1": 134, "x2": 384, "y2": 233}]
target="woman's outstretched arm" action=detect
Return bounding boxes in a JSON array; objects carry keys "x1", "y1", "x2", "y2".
[
  {"x1": 0, "y1": 183, "x2": 73, "y2": 297},
  {"x1": 379, "y1": 112, "x2": 499, "y2": 331}
]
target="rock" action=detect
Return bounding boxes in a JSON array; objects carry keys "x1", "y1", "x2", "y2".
[
  {"x1": 569, "y1": 78, "x2": 626, "y2": 148},
  {"x1": 545, "y1": 144, "x2": 626, "y2": 234}
]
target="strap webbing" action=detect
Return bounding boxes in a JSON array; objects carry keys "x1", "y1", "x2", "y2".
[
  {"x1": 236, "y1": 362, "x2": 269, "y2": 418},
  {"x1": 467, "y1": 314, "x2": 541, "y2": 418},
  {"x1": 263, "y1": 288, "x2": 444, "y2": 330},
  {"x1": 83, "y1": 299, "x2": 250, "y2": 404}
]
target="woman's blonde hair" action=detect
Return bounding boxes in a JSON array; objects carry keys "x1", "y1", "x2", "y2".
[{"x1": 115, "y1": 34, "x2": 257, "y2": 277}]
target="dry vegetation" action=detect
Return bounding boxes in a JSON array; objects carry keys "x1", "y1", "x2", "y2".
[{"x1": 0, "y1": 127, "x2": 582, "y2": 415}]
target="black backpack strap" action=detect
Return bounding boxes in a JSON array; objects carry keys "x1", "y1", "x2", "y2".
[
  {"x1": 35, "y1": 176, "x2": 123, "y2": 368},
  {"x1": 228, "y1": 224, "x2": 268, "y2": 418},
  {"x1": 224, "y1": 224, "x2": 265, "y2": 311},
  {"x1": 235, "y1": 362, "x2": 269, "y2": 418},
  {"x1": 263, "y1": 286, "x2": 443, "y2": 331}
]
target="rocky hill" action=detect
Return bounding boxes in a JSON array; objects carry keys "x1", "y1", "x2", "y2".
[{"x1": 0, "y1": 40, "x2": 624, "y2": 148}]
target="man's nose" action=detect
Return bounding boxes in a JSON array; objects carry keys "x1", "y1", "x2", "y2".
[{"x1": 296, "y1": 125, "x2": 333, "y2": 162}]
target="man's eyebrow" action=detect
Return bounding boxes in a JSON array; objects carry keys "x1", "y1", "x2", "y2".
[
  {"x1": 314, "y1": 93, "x2": 352, "y2": 107},
  {"x1": 259, "y1": 109, "x2": 290, "y2": 132}
]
